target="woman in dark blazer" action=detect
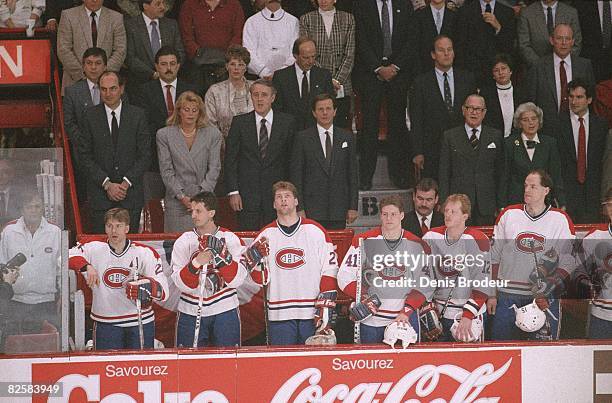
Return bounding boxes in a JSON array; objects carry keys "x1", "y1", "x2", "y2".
[
  {"x1": 503, "y1": 102, "x2": 566, "y2": 208},
  {"x1": 157, "y1": 91, "x2": 222, "y2": 232}
]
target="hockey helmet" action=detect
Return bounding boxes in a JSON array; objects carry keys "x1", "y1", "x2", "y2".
[
  {"x1": 511, "y1": 300, "x2": 546, "y2": 332},
  {"x1": 450, "y1": 313, "x2": 483, "y2": 342},
  {"x1": 383, "y1": 321, "x2": 418, "y2": 349}
]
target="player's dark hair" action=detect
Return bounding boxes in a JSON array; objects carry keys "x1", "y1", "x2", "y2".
[
  {"x1": 311, "y1": 93, "x2": 337, "y2": 111},
  {"x1": 380, "y1": 195, "x2": 404, "y2": 213},
  {"x1": 431, "y1": 34, "x2": 453, "y2": 53},
  {"x1": 99, "y1": 70, "x2": 126, "y2": 87},
  {"x1": 272, "y1": 181, "x2": 298, "y2": 198},
  {"x1": 104, "y1": 208, "x2": 130, "y2": 225},
  {"x1": 415, "y1": 178, "x2": 439, "y2": 197},
  {"x1": 567, "y1": 78, "x2": 593, "y2": 99},
  {"x1": 191, "y1": 191, "x2": 218, "y2": 212},
  {"x1": 155, "y1": 46, "x2": 181, "y2": 64},
  {"x1": 528, "y1": 169, "x2": 553, "y2": 190},
  {"x1": 292, "y1": 36, "x2": 316, "y2": 56},
  {"x1": 82, "y1": 47, "x2": 108, "y2": 65}
]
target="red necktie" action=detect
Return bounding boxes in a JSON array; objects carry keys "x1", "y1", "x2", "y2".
[
  {"x1": 577, "y1": 117, "x2": 586, "y2": 184},
  {"x1": 420, "y1": 216, "x2": 429, "y2": 235},
  {"x1": 91, "y1": 12, "x2": 97, "y2": 47},
  {"x1": 559, "y1": 60, "x2": 568, "y2": 112},
  {"x1": 165, "y1": 85, "x2": 174, "y2": 116}
]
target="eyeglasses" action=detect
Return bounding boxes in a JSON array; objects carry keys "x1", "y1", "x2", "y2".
[
  {"x1": 520, "y1": 117, "x2": 539, "y2": 123},
  {"x1": 463, "y1": 106, "x2": 486, "y2": 113}
]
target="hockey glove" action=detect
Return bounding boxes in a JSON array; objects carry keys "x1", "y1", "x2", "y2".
[
  {"x1": 314, "y1": 290, "x2": 337, "y2": 332},
  {"x1": 205, "y1": 236, "x2": 233, "y2": 268},
  {"x1": 125, "y1": 276, "x2": 162, "y2": 304},
  {"x1": 243, "y1": 237, "x2": 270, "y2": 271},
  {"x1": 349, "y1": 294, "x2": 382, "y2": 322},
  {"x1": 419, "y1": 302, "x2": 443, "y2": 341},
  {"x1": 575, "y1": 274, "x2": 600, "y2": 300},
  {"x1": 532, "y1": 270, "x2": 566, "y2": 298}
]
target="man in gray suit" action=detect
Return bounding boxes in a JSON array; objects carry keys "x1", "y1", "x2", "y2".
[
  {"x1": 517, "y1": 0, "x2": 581, "y2": 68},
  {"x1": 57, "y1": 0, "x2": 126, "y2": 91},
  {"x1": 124, "y1": 0, "x2": 184, "y2": 96},
  {"x1": 526, "y1": 23, "x2": 595, "y2": 136},
  {"x1": 438, "y1": 94, "x2": 504, "y2": 225}
]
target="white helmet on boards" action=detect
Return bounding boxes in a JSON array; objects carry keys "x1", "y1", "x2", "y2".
[
  {"x1": 511, "y1": 300, "x2": 546, "y2": 332},
  {"x1": 450, "y1": 313, "x2": 483, "y2": 342},
  {"x1": 305, "y1": 329, "x2": 337, "y2": 345},
  {"x1": 383, "y1": 321, "x2": 418, "y2": 349}
]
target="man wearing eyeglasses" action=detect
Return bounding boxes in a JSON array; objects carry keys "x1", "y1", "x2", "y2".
[{"x1": 438, "y1": 94, "x2": 504, "y2": 225}]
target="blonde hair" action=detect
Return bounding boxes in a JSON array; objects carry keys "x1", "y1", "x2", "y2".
[
  {"x1": 166, "y1": 91, "x2": 208, "y2": 128},
  {"x1": 443, "y1": 194, "x2": 472, "y2": 218}
]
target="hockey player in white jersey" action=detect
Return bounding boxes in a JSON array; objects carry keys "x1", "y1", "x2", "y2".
[
  {"x1": 338, "y1": 195, "x2": 434, "y2": 344},
  {"x1": 69, "y1": 208, "x2": 169, "y2": 350},
  {"x1": 488, "y1": 169, "x2": 576, "y2": 341},
  {"x1": 422, "y1": 194, "x2": 492, "y2": 342},
  {"x1": 248, "y1": 181, "x2": 339, "y2": 345},
  {"x1": 575, "y1": 188, "x2": 612, "y2": 339},
  {"x1": 171, "y1": 192, "x2": 249, "y2": 347}
]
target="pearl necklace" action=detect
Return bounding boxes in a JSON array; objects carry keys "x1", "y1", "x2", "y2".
[{"x1": 180, "y1": 127, "x2": 196, "y2": 138}]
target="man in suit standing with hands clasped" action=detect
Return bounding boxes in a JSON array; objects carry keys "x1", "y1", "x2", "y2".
[{"x1": 291, "y1": 94, "x2": 358, "y2": 229}]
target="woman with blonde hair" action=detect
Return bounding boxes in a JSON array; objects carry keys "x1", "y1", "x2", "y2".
[{"x1": 157, "y1": 91, "x2": 222, "y2": 232}]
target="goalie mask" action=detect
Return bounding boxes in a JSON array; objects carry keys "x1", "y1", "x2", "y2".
[
  {"x1": 511, "y1": 300, "x2": 546, "y2": 332},
  {"x1": 383, "y1": 321, "x2": 418, "y2": 349},
  {"x1": 450, "y1": 313, "x2": 483, "y2": 343},
  {"x1": 305, "y1": 329, "x2": 337, "y2": 345}
]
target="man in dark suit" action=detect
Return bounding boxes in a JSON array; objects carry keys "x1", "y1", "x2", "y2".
[
  {"x1": 526, "y1": 23, "x2": 596, "y2": 136},
  {"x1": 273, "y1": 37, "x2": 334, "y2": 131},
  {"x1": 410, "y1": 35, "x2": 476, "y2": 181},
  {"x1": 401, "y1": 177, "x2": 444, "y2": 237},
  {"x1": 575, "y1": 0, "x2": 612, "y2": 83},
  {"x1": 453, "y1": 0, "x2": 516, "y2": 85},
  {"x1": 290, "y1": 94, "x2": 358, "y2": 229},
  {"x1": 353, "y1": 0, "x2": 419, "y2": 190},
  {"x1": 77, "y1": 71, "x2": 151, "y2": 233},
  {"x1": 438, "y1": 94, "x2": 504, "y2": 225},
  {"x1": 413, "y1": 0, "x2": 457, "y2": 74},
  {"x1": 556, "y1": 79, "x2": 609, "y2": 223},
  {"x1": 224, "y1": 79, "x2": 296, "y2": 230},
  {"x1": 124, "y1": 0, "x2": 185, "y2": 96}
]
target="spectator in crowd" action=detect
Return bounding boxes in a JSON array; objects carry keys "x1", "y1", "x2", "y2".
[
  {"x1": 205, "y1": 45, "x2": 254, "y2": 141},
  {"x1": 63, "y1": 47, "x2": 108, "y2": 202},
  {"x1": 557, "y1": 79, "x2": 609, "y2": 223},
  {"x1": 503, "y1": 102, "x2": 566, "y2": 207},
  {"x1": 68, "y1": 207, "x2": 169, "y2": 350},
  {"x1": 135, "y1": 46, "x2": 199, "y2": 200},
  {"x1": 118, "y1": 0, "x2": 177, "y2": 16},
  {"x1": 575, "y1": 0, "x2": 612, "y2": 83},
  {"x1": 453, "y1": 0, "x2": 516, "y2": 85},
  {"x1": 157, "y1": 91, "x2": 222, "y2": 232},
  {"x1": 438, "y1": 94, "x2": 504, "y2": 225},
  {"x1": 0, "y1": 0, "x2": 45, "y2": 28},
  {"x1": 413, "y1": 0, "x2": 457, "y2": 74},
  {"x1": 179, "y1": 0, "x2": 244, "y2": 93},
  {"x1": 401, "y1": 177, "x2": 444, "y2": 237},
  {"x1": 411, "y1": 35, "x2": 476, "y2": 181},
  {"x1": 353, "y1": 0, "x2": 419, "y2": 191},
  {"x1": 0, "y1": 257, "x2": 18, "y2": 352},
  {"x1": 42, "y1": 0, "x2": 79, "y2": 30},
  {"x1": 272, "y1": 37, "x2": 334, "y2": 130},
  {"x1": 0, "y1": 190, "x2": 61, "y2": 333},
  {"x1": 517, "y1": 0, "x2": 581, "y2": 68},
  {"x1": 480, "y1": 53, "x2": 524, "y2": 138},
  {"x1": 57, "y1": 0, "x2": 126, "y2": 91},
  {"x1": 124, "y1": 0, "x2": 184, "y2": 96},
  {"x1": 0, "y1": 159, "x2": 25, "y2": 227},
  {"x1": 290, "y1": 93, "x2": 358, "y2": 229},
  {"x1": 299, "y1": 0, "x2": 355, "y2": 128},
  {"x1": 526, "y1": 23, "x2": 595, "y2": 136},
  {"x1": 243, "y1": 0, "x2": 299, "y2": 80},
  {"x1": 224, "y1": 79, "x2": 296, "y2": 230},
  {"x1": 77, "y1": 71, "x2": 150, "y2": 233}
]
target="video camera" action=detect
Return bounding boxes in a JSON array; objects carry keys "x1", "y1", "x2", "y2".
[{"x1": 0, "y1": 253, "x2": 26, "y2": 283}]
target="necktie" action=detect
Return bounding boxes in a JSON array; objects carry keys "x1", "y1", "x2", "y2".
[
  {"x1": 420, "y1": 216, "x2": 428, "y2": 235},
  {"x1": 165, "y1": 85, "x2": 174, "y2": 116},
  {"x1": 485, "y1": 3, "x2": 492, "y2": 13},
  {"x1": 270, "y1": 12, "x2": 274, "y2": 18},
  {"x1": 525, "y1": 140, "x2": 536, "y2": 149},
  {"x1": 577, "y1": 117, "x2": 586, "y2": 184},
  {"x1": 435, "y1": 9, "x2": 442, "y2": 34},
  {"x1": 0, "y1": 192, "x2": 6, "y2": 216},
  {"x1": 91, "y1": 11, "x2": 97, "y2": 47},
  {"x1": 301, "y1": 71, "x2": 309, "y2": 100},
  {"x1": 381, "y1": 0, "x2": 392, "y2": 58},
  {"x1": 111, "y1": 111, "x2": 119, "y2": 148},
  {"x1": 603, "y1": 0, "x2": 611, "y2": 49},
  {"x1": 546, "y1": 6, "x2": 554, "y2": 36},
  {"x1": 559, "y1": 60, "x2": 568, "y2": 112},
  {"x1": 92, "y1": 84, "x2": 100, "y2": 105},
  {"x1": 469, "y1": 128, "x2": 479, "y2": 150},
  {"x1": 443, "y1": 72, "x2": 453, "y2": 112},
  {"x1": 150, "y1": 21, "x2": 161, "y2": 57},
  {"x1": 325, "y1": 130, "x2": 332, "y2": 167},
  {"x1": 259, "y1": 118, "x2": 268, "y2": 159}
]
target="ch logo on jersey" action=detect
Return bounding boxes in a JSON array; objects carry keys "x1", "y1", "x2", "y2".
[
  {"x1": 276, "y1": 248, "x2": 305, "y2": 270},
  {"x1": 379, "y1": 266, "x2": 406, "y2": 280},
  {"x1": 437, "y1": 255, "x2": 461, "y2": 277},
  {"x1": 103, "y1": 267, "x2": 130, "y2": 288},
  {"x1": 515, "y1": 232, "x2": 545, "y2": 253}
]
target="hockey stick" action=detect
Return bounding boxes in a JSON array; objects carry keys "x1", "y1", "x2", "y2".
[
  {"x1": 261, "y1": 255, "x2": 271, "y2": 346},
  {"x1": 132, "y1": 257, "x2": 144, "y2": 350},
  {"x1": 193, "y1": 267, "x2": 206, "y2": 348},
  {"x1": 354, "y1": 238, "x2": 363, "y2": 344},
  {"x1": 529, "y1": 245, "x2": 556, "y2": 340}
]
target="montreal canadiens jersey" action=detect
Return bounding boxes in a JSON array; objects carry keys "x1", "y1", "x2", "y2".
[
  {"x1": 491, "y1": 204, "x2": 576, "y2": 296},
  {"x1": 578, "y1": 225, "x2": 612, "y2": 321},
  {"x1": 423, "y1": 227, "x2": 492, "y2": 319},
  {"x1": 251, "y1": 218, "x2": 338, "y2": 321},
  {"x1": 338, "y1": 228, "x2": 434, "y2": 327},
  {"x1": 171, "y1": 227, "x2": 248, "y2": 317},
  {"x1": 69, "y1": 240, "x2": 169, "y2": 327}
]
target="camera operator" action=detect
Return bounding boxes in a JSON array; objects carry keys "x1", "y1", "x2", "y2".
[{"x1": 0, "y1": 265, "x2": 18, "y2": 351}]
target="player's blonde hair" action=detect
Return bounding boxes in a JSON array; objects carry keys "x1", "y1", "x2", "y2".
[
  {"x1": 443, "y1": 194, "x2": 472, "y2": 218},
  {"x1": 380, "y1": 195, "x2": 404, "y2": 212},
  {"x1": 272, "y1": 181, "x2": 298, "y2": 198},
  {"x1": 104, "y1": 208, "x2": 130, "y2": 225}
]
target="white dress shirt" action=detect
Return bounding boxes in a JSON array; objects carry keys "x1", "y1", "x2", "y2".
[
  {"x1": 295, "y1": 64, "x2": 311, "y2": 97},
  {"x1": 570, "y1": 111, "x2": 590, "y2": 162},
  {"x1": 87, "y1": 78, "x2": 99, "y2": 104},
  {"x1": 599, "y1": 1, "x2": 612, "y2": 31},
  {"x1": 480, "y1": 0, "x2": 496, "y2": 13},
  {"x1": 521, "y1": 132, "x2": 540, "y2": 161},
  {"x1": 159, "y1": 78, "x2": 177, "y2": 105},
  {"x1": 142, "y1": 13, "x2": 161, "y2": 47},
  {"x1": 255, "y1": 109, "x2": 274, "y2": 138},
  {"x1": 553, "y1": 53, "x2": 572, "y2": 110},
  {"x1": 496, "y1": 82, "x2": 514, "y2": 137},
  {"x1": 465, "y1": 124, "x2": 482, "y2": 141},
  {"x1": 541, "y1": 1, "x2": 558, "y2": 26},
  {"x1": 317, "y1": 124, "x2": 334, "y2": 158},
  {"x1": 417, "y1": 211, "x2": 433, "y2": 230},
  {"x1": 435, "y1": 67, "x2": 455, "y2": 104},
  {"x1": 102, "y1": 101, "x2": 132, "y2": 187},
  {"x1": 431, "y1": 4, "x2": 445, "y2": 34},
  {"x1": 376, "y1": 0, "x2": 393, "y2": 35},
  {"x1": 318, "y1": 7, "x2": 336, "y2": 37}
]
